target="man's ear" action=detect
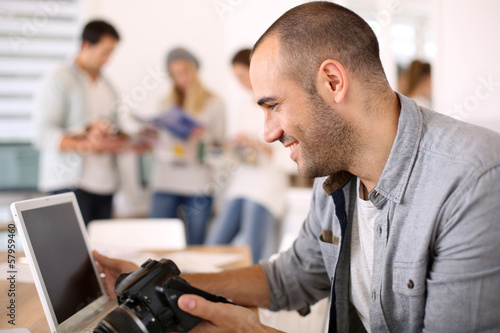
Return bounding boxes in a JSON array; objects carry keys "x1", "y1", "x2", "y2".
[{"x1": 316, "y1": 59, "x2": 348, "y2": 104}]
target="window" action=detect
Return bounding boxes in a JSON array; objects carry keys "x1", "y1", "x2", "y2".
[
  {"x1": 0, "y1": 0, "x2": 81, "y2": 141},
  {"x1": 0, "y1": 0, "x2": 81, "y2": 190}
]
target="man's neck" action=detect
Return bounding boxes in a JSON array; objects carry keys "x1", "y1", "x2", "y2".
[
  {"x1": 75, "y1": 55, "x2": 99, "y2": 81},
  {"x1": 351, "y1": 90, "x2": 401, "y2": 195}
]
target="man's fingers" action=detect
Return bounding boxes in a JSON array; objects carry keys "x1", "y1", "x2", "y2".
[
  {"x1": 92, "y1": 250, "x2": 138, "y2": 300},
  {"x1": 93, "y1": 250, "x2": 118, "y2": 268},
  {"x1": 177, "y1": 295, "x2": 267, "y2": 333},
  {"x1": 92, "y1": 250, "x2": 137, "y2": 271}
]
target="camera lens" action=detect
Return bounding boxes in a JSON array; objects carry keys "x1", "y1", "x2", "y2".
[{"x1": 94, "y1": 306, "x2": 147, "y2": 333}]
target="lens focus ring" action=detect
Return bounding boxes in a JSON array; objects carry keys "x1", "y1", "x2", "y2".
[{"x1": 94, "y1": 306, "x2": 146, "y2": 333}]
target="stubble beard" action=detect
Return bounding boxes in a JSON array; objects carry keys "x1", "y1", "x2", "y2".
[{"x1": 297, "y1": 92, "x2": 359, "y2": 179}]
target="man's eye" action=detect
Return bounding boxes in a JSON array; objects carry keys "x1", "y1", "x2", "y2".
[{"x1": 268, "y1": 103, "x2": 278, "y2": 110}]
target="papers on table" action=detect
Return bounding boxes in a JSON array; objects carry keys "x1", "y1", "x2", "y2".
[
  {"x1": 167, "y1": 251, "x2": 244, "y2": 273},
  {"x1": 97, "y1": 249, "x2": 244, "y2": 273}
]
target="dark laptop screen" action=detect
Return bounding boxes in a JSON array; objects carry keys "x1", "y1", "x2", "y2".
[{"x1": 22, "y1": 202, "x2": 102, "y2": 324}]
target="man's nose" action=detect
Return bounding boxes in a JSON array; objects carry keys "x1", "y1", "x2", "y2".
[{"x1": 263, "y1": 111, "x2": 283, "y2": 143}]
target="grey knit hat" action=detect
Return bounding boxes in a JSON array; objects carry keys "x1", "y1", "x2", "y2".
[{"x1": 166, "y1": 47, "x2": 200, "y2": 68}]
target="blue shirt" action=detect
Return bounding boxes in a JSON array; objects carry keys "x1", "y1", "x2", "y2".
[{"x1": 260, "y1": 93, "x2": 500, "y2": 332}]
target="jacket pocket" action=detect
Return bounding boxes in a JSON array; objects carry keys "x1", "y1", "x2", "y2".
[
  {"x1": 393, "y1": 260, "x2": 428, "y2": 296},
  {"x1": 318, "y1": 232, "x2": 340, "y2": 280}
]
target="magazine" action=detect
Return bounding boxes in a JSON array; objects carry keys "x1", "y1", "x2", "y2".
[{"x1": 152, "y1": 105, "x2": 202, "y2": 140}]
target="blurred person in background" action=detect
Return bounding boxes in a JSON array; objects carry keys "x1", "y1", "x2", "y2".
[
  {"x1": 206, "y1": 49, "x2": 288, "y2": 263},
  {"x1": 401, "y1": 59, "x2": 432, "y2": 108},
  {"x1": 34, "y1": 20, "x2": 141, "y2": 226},
  {"x1": 149, "y1": 47, "x2": 225, "y2": 245}
]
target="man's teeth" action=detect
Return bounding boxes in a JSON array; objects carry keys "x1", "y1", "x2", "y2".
[{"x1": 290, "y1": 142, "x2": 298, "y2": 152}]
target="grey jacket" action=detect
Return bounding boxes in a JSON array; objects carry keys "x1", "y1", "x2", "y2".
[{"x1": 261, "y1": 93, "x2": 500, "y2": 332}]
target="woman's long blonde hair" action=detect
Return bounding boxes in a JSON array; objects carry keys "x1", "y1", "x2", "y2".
[{"x1": 167, "y1": 62, "x2": 213, "y2": 114}]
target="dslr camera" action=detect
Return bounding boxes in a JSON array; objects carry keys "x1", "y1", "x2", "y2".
[{"x1": 94, "y1": 258, "x2": 233, "y2": 333}]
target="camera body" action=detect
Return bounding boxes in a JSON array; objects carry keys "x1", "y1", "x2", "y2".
[{"x1": 94, "y1": 258, "x2": 233, "y2": 333}]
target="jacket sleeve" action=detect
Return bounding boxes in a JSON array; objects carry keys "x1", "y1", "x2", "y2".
[{"x1": 33, "y1": 70, "x2": 70, "y2": 152}]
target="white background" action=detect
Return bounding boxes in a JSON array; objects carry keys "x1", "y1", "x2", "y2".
[{"x1": 79, "y1": 0, "x2": 500, "y2": 134}]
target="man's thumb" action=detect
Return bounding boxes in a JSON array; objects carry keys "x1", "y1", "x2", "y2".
[{"x1": 178, "y1": 294, "x2": 219, "y2": 320}]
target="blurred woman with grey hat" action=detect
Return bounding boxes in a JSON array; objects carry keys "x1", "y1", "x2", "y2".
[{"x1": 149, "y1": 47, "x2": 226, "y2": 245}]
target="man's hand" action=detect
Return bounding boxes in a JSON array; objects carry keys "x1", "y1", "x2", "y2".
[
  {"x1": 177, "y1": 294, "x2": 283, "y2": 333},
  {"x1": 85, "y1": 121, "x2": 129, "y2": 153},
  {"x1": 60, "y1": 120, "x2": 132, "y2": 153},
  {"x1": 92, "y1": 250, "x2": 139, "y2": 299}
]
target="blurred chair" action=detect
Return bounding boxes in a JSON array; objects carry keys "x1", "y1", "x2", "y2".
[
  {"x1": 258, "y1": 229, "x2": 330, "y2": 333},
  {"x1": 88, "y1": 218, "x2": 186, "y2": 252},
  {"x1": 259, "y1": 187, "x2": 330, "y2": 333},
  {"x1": 277, "y1": 187, "x2": 314, "y2": 248},
  {"x1": 259, "y1": 298, "x2": 330, "y2": 333}
]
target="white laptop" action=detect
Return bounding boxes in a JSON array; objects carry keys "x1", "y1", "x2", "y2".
[{"x1": 10, "y1": 192, "x2": 117, "y2": 332}]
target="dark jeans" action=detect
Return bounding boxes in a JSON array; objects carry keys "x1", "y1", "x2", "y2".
[
  {"x1": 151, "y1": 191, "x2": 213, "y2": 245},
  {"x1": 205, "y1": 198, "x2": 276, "y2": 264},
  {"x1": 53, "y1": 188, "x2": 113, "y2": 226}
]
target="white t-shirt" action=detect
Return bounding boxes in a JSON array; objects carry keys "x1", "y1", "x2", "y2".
[
  {"x1": 150, "y1": 96, "x2": 226, "y2": 195},
  {"x1": 78, "y1": 72, "x2": 118, "y2": 195},
  {"x1": 224, "y1": 93, "x2": 288, "y2": 218},
  {"x1": 349, "y1": 178, "x2": 380, "y2": 332}
]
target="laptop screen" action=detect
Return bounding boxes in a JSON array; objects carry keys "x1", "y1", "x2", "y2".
[{"x1": 21, "y1": 202, "x2": 102, "y2": 324}]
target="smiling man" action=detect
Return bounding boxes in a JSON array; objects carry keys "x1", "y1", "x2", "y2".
[{"x1": 95, "y1": 2, "x2": 500, "y2": 332}]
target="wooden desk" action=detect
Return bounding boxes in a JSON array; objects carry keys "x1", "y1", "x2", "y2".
[{"x1": 0, "y1": 245, "x2": 252, "y2": 332}]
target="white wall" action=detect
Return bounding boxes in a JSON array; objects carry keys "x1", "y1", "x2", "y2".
[
  {"x1": 79, "y1": 0, "x2": 438, "y2": 135},
  {"x1": 81, "y1": 0, "x2": 310, "y2": 135},
  {"x1": 221, "y1": 0, "x2": 307, "y2": 135},
  {"x1": 432, "y1": 0, "x2": 500, "y2": 133},
  {"x1": 81, "y1": 0, "x2": 225, "y2": 119}
]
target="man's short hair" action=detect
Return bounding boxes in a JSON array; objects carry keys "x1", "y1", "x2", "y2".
[
  {"x1": 232, "y1": 49, "x2": 252, "y2": 68},
  {"x1": 252, "y1": 1, "x2": 387, "y2": 94},
  {"x1": 82, "y1": 20, "x2": 120, "y2": 45}
]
